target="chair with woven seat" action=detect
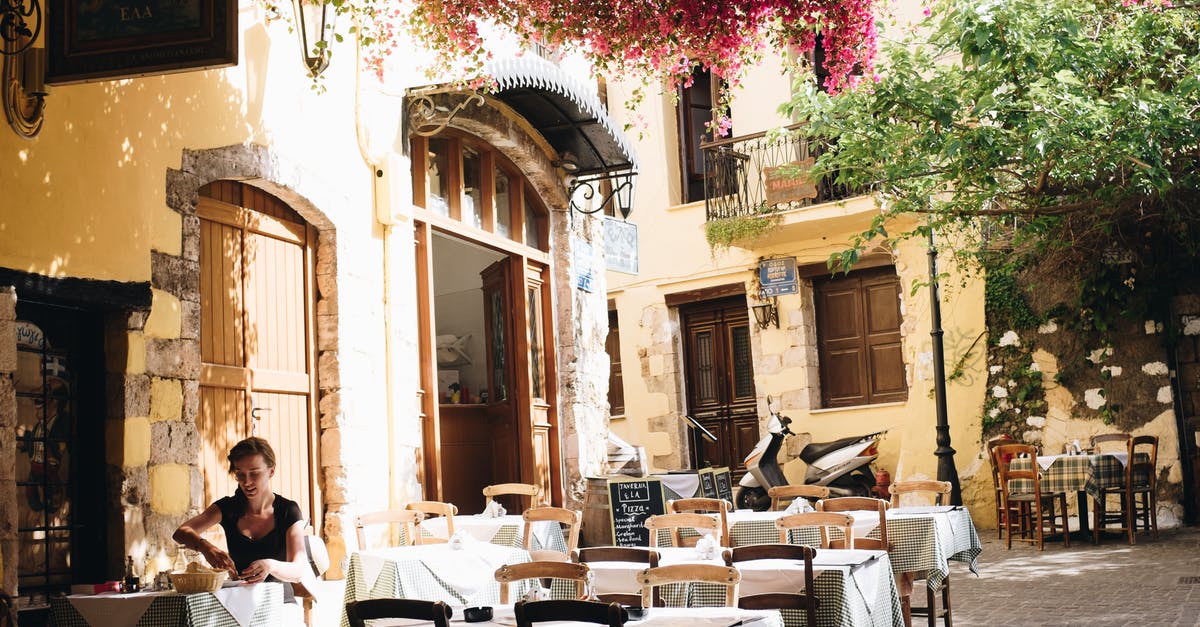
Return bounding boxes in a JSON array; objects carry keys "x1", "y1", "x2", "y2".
[
  {"x1": 354, "y1": 509, "x2": 423, "y2": 549},
  {"x1": 644, "y1": 512, "x2": 722, "y2": 548},
  {"x1": 774, "y1": 511, "x2": 855, "y2": 548},
  {"x1": 514, "y1": 600, "x2": 627, "y2": 627},
  {"x1": 986, "y1": 434, "x2": 1021, "y2": 540},
  {"x1": 637, "y1": 564, "x2": 741, "y2": 608},
  {"x1": 889, "y1": 480, "x2": 952, "y2": 508},
  {"x1": 496, "y1": 561, "x2": 591, "y2": 604},
  {"x1": 484, "y1": 482, "x2": 543, "y2": 513},
  {"x1": 1093, "y1": 435, "x2": 1158, "y2": 544},
  {"x1": 768, "y1": 484, "x2": 830, "y2": 511},
  {"x1": 344, "y1": 599, "x2": 452, "y2": 627},
  {"x1": 816, "y1": 496, "x2": 890, "y2": 550},
  {"x1": 404, "y1": 500, "x2": 458, "y2": 544},
  {"x1": 995, "y1": 443, "x2": 1070, "y2": 550},
  {"x1": 574, "y1": 547, "x2": 661, "y2": 606},
  {"x1": 888, "y1": 481, "x2": 954, "y2": 627},
  {"x1": 723, "y1": 544, "x2": 818, "y2": 627},
  {"x1": 523, "y1": 506, "x2": 581, "y2": 561},
  {"x1": 666, "y1": 497, "x2": 731, "y2": 547}
]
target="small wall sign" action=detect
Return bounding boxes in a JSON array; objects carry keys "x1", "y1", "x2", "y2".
[
  {"x1": 758, "y1": 256, "x2": 799, "y2": 297},
  {"x1": 762, "y1": 158, "x2": 818, "y2": 206}
]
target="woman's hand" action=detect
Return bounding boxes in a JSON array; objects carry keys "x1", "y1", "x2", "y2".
[
  {"x1": 200, "y1": 544, "x2": 237, "y2": 579},
  {"x1": 239, "y1": 559, "x2": 275, "y2": 584}
]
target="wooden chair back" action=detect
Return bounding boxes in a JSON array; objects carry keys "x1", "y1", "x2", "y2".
[
  {"x1": 725, "y1": 543, "x2": 819, "y2": 626},
  {"x1": 739, "y1": 593, "x2": 820, "y2": 627},
  {"x1": 404, "y1": 501, "x2": 458, "y2": 543},
  {"x1": 995, "y1": 443, "x2": 1042, "y2": 499},
  {"x1": 1128, "y1": 435, "x2": 1158, "y2": 490},
  {"x1": 889, "y1": 480, "x2": 952, "y2": 507},
  {"x1": 514, "y1": 600, "x2": 627, "y2": 627},
  {"x1": 523, "y1": 506, "x2": 581, "y2": 561},
  {"x1": 774, "y1": 511, "x2": 855, "y2": 548},
  {"x1": 344, "y1": 599, "x2": 452, "y2": 627},
  {"x1": 484, "y1": 483, "x2": 543, "y2": 512},
  {"x1": 495, "y1": 561, "x2": 591, "y2": 604},
  {"x1": 986, "y1": 435, "x2": 1016, "y2": 493},
  {"x1": 644, "y1": 512, "x2": 722, "y2": 548},
  {"x1": 816, "y1": 497, "x2": 890, "y2": 550},
  {"x1": 666, "y1": 498, "x2": 731, "y2": 547},
  {"x1": 767, "y1": 485, "x2": 829, "y2": 511},
  {"x1": 637, "y1": 564, "x2": 741, "y2": 608},
  {"x1": 1091, "y1": 432, "x2": 1132, "y2": 453},
  {"x1": 354, "y1": 509, "x2": 423, "y2": 550},
  {"x1": 574, "y1": 546, "x2": 660, "y2": 606}
]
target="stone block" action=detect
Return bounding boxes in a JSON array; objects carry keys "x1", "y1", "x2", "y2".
[
  {"x1": 0, "y1": 319, "x2": 14, "y2": 373},
  {"x1": 108, "y1": 373, "x2": 151, "y2": 417},
  {"x1": 181, "y1": 379, "x2": 199, "y2": 423},
  {"x1": 165, "y1": 169, "x2": 202, "y2": 215},
  {"x1": 180, "y1": 299, "x2": 201, "y2": 341},
  {"x1": 181, "y1": 214, "x2": 201, "y2": 261},
  {"x1": 320, "y1": 428, "x2": 342, "y2": 465},
  {"x1": 322, "y1": 467, "x2": 347, "y2": 505},
  {"x1": 124, "y1": 466, "x2": 149, "y2": 506},
  {"x1": 316, "y1": 313, "x2": 338, "y2": 351},
  {"x1": 317, "y1": 351, "x2": 340, "y2": 390},
  {"x1": 756, "y1": 353, "x2": 783, "y2": 375},
  {"x1": 150, "y1": 420, "x2": 197, "y2": 465},
  {"x1": 318, "y1": 391, "x2": 341, "y2": 428},
  {"x1": 782, "y1": 347, "x2": 808, "y2": 369},
  {"x1": 150, "y1": 464, "x2": 191, "y2": 514},
  {"x1": 145, "y1": 289, "x2": 182, "y2": 340},
  {"x1": 150, "y1": 377, "x2": 183, "y2": 422},
  {"x1": 0, "y1": 376, "x2": 13, "y2": 428},
  {"x1": 0, "y1": 287, "x2": 15, "y2": 319},
  {"x1": 145, "y1": 338, "x2": 200, "y2": 379},
  {"x1": 125, "y1": 309, "x2": 149, "y2": 331},
  {"x1": 123, "y1": 416, "x2": 152, "y2": 467},
  {"x1": 150, "y1": 252, "x2": 200, "y2": 303}
]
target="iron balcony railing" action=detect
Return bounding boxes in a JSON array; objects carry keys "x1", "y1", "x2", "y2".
[{"x1": 701, "y1": 124, "x2": 865, "y2": 221}]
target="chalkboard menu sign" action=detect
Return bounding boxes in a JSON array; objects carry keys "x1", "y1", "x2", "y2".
[
  {"x1": 607, "y1": 477, "x2": 666, "y2": 547},
  {"x1": 714, "y1": 467, "x2": 734, "y2": 503},
  {"x1": 697, "y1": 468, "x2": 719, "y2": 499}
]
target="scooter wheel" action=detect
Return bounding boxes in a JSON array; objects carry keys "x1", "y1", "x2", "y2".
[{"x1": 735, "y1": 486, "x2": 769, "y2": 511}]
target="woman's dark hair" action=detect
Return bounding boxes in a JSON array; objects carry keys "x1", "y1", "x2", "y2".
[{"x1": 227, "y1": 436, "x2": 277, "y2": 474}]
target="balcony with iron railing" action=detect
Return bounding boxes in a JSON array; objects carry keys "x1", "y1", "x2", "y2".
[{"x1": 701, "y1": 124, "x2": 867, "y2": 222}]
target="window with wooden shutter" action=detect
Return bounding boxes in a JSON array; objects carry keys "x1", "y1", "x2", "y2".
[
  {"x1": 814, "y1": 267, "x2": 907, "y2": 407},
  {"x1": 606, "y1": 310, "x2": 624, "y2": 416}
]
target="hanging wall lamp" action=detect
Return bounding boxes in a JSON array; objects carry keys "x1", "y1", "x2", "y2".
[
  {"x1": 752, "y1": 299, "x2": 779, "y2": 330},
  {"x1": 292, "y1": 0, "x2": 331, "y2": 76}
]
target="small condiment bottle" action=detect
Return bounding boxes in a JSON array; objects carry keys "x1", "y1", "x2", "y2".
[{"x1": 123, "y1": 555, "x2": 141, "y2": 593}]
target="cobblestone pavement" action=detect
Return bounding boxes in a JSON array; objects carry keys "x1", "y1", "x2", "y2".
[{"x1": 950, "y1": 525, "x2": 1200, "y2": 626}]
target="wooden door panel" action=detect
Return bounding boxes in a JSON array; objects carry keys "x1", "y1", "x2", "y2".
[
  {"x1": 246, "y1": 232, "x2": 307, "y2": 373},
  {"x1": 198, "y1": 386, "x2": 247, "y2": 506},
  {"x1": 200, "y1": 219, "x2": 244, "y2": 367},
  {"x1": 253, "y1": 391, "x2": 313, "y2": 517}
]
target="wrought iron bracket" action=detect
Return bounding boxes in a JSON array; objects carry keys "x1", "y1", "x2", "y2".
[
  {"x1": 1, "y1": 0, "x2": 41, "y2": 56},
  {"x1": 408, "y1": 92, "x2": 486, "y2": 137},
  {"x1": 567, "y1": 169, "x2": 636, "y2": 219}
]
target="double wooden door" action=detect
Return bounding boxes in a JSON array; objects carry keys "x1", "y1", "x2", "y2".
[
  {"x1": 196, "y1": 182, "x2": 319, "y2": 526},
  {"x1": 681, "y1": 297, "x2": 759, "y2": 476}
]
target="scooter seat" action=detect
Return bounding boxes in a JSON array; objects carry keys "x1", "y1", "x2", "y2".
[{"x1": 802, "y1": 434, "x2": 873, "y2": 461}]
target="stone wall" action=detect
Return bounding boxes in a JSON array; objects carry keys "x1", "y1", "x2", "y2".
[{"x1": 1, "y1": 287, "x2": 17, "y2": 595}]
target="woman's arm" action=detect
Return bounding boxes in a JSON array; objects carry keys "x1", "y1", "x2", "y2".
[
  {"x1": 239, "y1": 519, "x2": 309, "y2": 584},
  {"x1": 172, "y1": 504, "x2": 237, "y2": 576}
]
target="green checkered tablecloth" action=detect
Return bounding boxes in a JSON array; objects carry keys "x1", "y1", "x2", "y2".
[
  {"x1": 1008, "y1": 453, "x2": 1149, "y2": 501},
  {"x1": 340, "y1": 543, "x2": 533, "y2": 627},
  {"x1": 659, "y1": 508, "x2": 981, "y2": 592},
  {"x1": 418, "y1": 515, "x2": 569, "y2": 553},
  {"x1": 49, "y1": 583, "x2": 285, "y2": 627}
]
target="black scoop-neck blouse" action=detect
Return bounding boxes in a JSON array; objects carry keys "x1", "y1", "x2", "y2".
[{"x1": 216, "y1": 491, "x2": 302, "y2": 575}]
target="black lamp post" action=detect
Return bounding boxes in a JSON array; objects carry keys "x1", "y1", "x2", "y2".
[{"x1": 928, "y1": 227, "x2": 962, "y2": 505}]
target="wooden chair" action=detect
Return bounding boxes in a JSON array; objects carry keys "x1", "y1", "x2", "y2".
[
  {"x1": 484, "y1": 483, "x2": 543, "y2": 513},
  {"x1": 1093, "y1": 435, "x2": 1159, "y2": 544},
  {"x1": 344, "y1": 599, "x2": 452, "y2": 627},
  {"x1": 768, "y1": 485, "x2": 830, "y2": 511},
  {"x1": 816, "y1": 497, "x2": 890, "y2": 550},
  {"x1": 1090, "y1": 432, "x2": 1131, "y2": 454},
  {"x1": 723, "y1": 544, "x2": 818, "y2": 627},
  {"x1": 889, "y1": 480, "x2": 952, "y2": 508},
  {"x1": 514, "y1": 600, "x2": 627, "y2": 627},
  {"x1": 573, "y1": 547, "x2": 661, "y2": 606},
  {"x1": 404, "y1": 500, "x2": 458, "y2": 544},
  {"x1": 986, "y1": 434, "x2": 1020, "y2": 540},
  {"x1": 995, "y1": 443, "x2": 1070, "y2": 550},
  {"x1": 353, "y1": 509, "x2": 423, "y2": 549},
  {"x1": 774, "y1": 511, "x2": 855, "y2": 548},
  {"x1": 523, "y1": 506, "x2": 581, "y2": 561},
  {"x1": 666, "y1": 497, "x2": 731, "y2": 547},
  {"x1": 888, "y1": 482, "x2": 953, "y2": 627},
  {"x1": 644, "y1": 512, "x2": 722, "y2": 548},
  {"x1": 495, "y1": 561, "x2": 591, "y2": 604},
  {"x1": 292, "y1": 523, "x2": 330, "y2": 626},
  {"x1": 637, "y1": 564, "x2": 741, "y2": 608}
]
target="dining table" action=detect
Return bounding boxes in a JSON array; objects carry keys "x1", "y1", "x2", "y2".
[
  {"x1": 420, "y1": 514, "x2": 569, "y2": 553},
  {"x1": 1008, "y1": 451, "x2": 1149, "y2": 534},
  {"x1": 485, "y1": 604, "x2": 785, "y2": 627},
  {"x1": 582, "y1": 546, "x2": 902, "y2": 627},
  {"x1": 340, "y1": 538, "x2": 534, "y2": 627},
  {"x1": 49, "y1": 581, "x2": 285, "y2": 627}
]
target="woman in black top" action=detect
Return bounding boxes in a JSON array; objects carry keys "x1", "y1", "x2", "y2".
[{"x1": 173, "y1": 437, "x2": 308, "y2": 584}]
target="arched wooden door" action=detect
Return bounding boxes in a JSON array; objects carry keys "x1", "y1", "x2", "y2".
[{"x1": 196, "y1": 181, "x2": 320, "y2": 526}]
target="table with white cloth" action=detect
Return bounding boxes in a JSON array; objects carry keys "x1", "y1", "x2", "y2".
[
  {"x1": 340, "y1": 540, "x2": 533, "y2": 627},
  {"x1": 466, "y1": 604, "x2": 785, "y2": 627},
  {"x1": 585, "y1": 546, "x2": 902, "y2": 627},
  {"x1": 420, "y1": 514, "x2": 568, "y2": 553},
  {"x1": 1008, "y1": 452, "x2": 1149, "y2": 534},
  {"x1": 685, "y1": 507, "x2": 981, "y2": 592},
  {"x1": 49, "y1": 582, "x2": 285, "y2": 627}
]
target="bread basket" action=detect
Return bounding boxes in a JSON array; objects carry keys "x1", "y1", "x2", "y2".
[{"x1": 170, "y1": 567, "x2": 228, "y2": 593}]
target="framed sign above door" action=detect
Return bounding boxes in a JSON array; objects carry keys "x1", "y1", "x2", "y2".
[{"x1": 46, "y1": 0, "x2": 237, "y2": 84}]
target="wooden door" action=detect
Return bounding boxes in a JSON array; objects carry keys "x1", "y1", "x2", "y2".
[
  {"x1": 1172, "y1": 299, "x2": 1200, "y2": 523},
  {"x1": 481, "y1": 260, "x2": 521, "y2": 497},
  {"x1": 197, "y1": 182, "x2": 319, "y2": 526},
  {"x1": 814, "y1": 267, "x2": 905, "y2": 407},
  {"x1": 681, "y1": 297, "x2": 758, "y2": 476}
]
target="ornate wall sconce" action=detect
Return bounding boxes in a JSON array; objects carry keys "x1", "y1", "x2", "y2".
[
  {"x1": 566, "y1": 167, "x2": 637, "y2": 220},
  {"x1": 3, "y1": 45, "x2": 45, "y2": 138},
  {"x1": 293, "y1": 0, "x2": 331, "y2": 76},
  {"x1": 752, "y1": 299, "x2": 779, "y2": 330}
]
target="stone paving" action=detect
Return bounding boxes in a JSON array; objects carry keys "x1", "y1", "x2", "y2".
[{"x1": 950, "y1": 525, "x2": 1200, "y2": 626}]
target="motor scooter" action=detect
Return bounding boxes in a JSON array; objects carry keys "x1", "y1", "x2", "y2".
[{"x1": 734, "y1": 399, "x2": 887, "y2": 511}]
